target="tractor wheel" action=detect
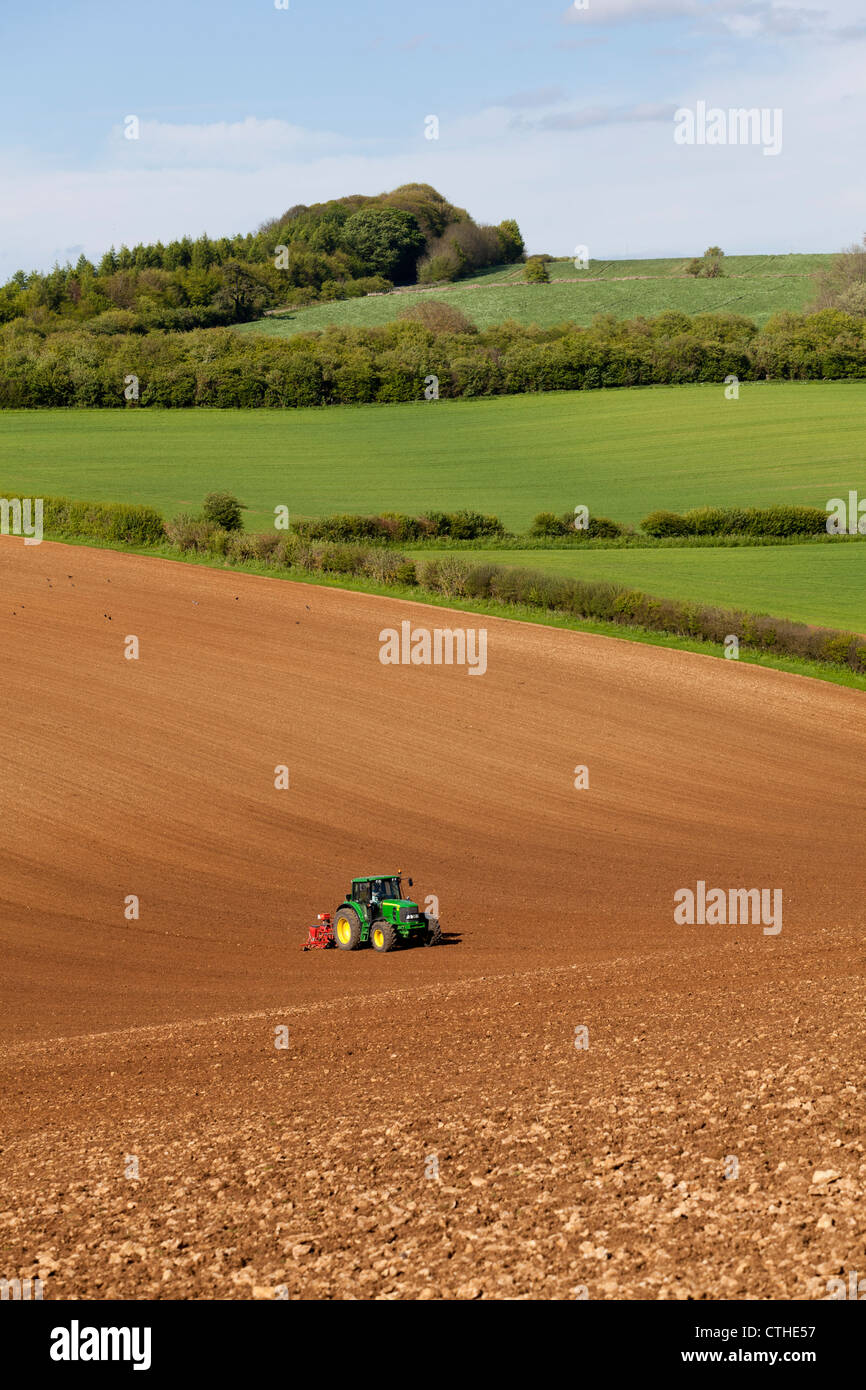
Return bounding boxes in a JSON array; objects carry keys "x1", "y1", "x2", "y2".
[
  {"x1": 370, "y1": 920, "x2": 398, "y2": 953},
  {"x1": 424, "y1": 918, "x2": 442, "y2": 947},
  {"x1": 334, "y1": 906, "x2": 362, "y2": 951}
]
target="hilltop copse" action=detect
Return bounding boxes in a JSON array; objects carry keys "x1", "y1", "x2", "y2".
[{"x1": 0, "y1": 184, "x2": 524, "y2": 335}]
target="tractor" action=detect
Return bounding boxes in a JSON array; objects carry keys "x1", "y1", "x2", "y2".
[{"x1": 332, "y1": 873, "x2": 441, "y2": 952}]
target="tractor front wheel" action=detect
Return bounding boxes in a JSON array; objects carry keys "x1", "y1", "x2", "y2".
[
  {"x1": 334, "y1": 906, "x2": 362, "y2": 951},
  {"x1": 370, "y1": 920, "x2": 398, "y2": 953},
  {"x1": 424, "y1": 918, "x2": 442, "y2": 947}
]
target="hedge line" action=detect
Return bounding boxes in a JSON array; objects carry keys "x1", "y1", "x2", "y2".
[
  {"x1": 641, "y1": 505, "x2": 830, "y2": 538},
  {"x1": 293, "y1": 509, "x2": 506, "y2": 541},
  {"x1": 5, "y1": 495, "x2": 843, "y2": 548},
  {"x1": 292, "y1": 504, "x2": 837, "y2": 541},
  {"x1": 3, "y1": 307, "x2": 866, "y2": 408},
  {"x1": 9, "y1": 493, "x2": 862, "y2": 672},
  {"x1": 5, "y1": 493, "x2": 165, "y2": 545}
]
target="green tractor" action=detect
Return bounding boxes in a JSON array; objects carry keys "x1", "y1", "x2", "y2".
[{"x1": 333, "y1": 873, "x2": 441, "y2": 953}]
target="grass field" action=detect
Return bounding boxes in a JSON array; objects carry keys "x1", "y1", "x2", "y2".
[
  {"x1": 409, "y1": 542, "x2": 866, "y2": 634},
  {"x1": 237, "y1": 253, "x2": 831, "y2": 338},
  {"x1": 3, "y1": 382, "x2": 863, "y2": 532},
  {"x1": 3, "y1": 379, "x2": 863, "y2": 631}
]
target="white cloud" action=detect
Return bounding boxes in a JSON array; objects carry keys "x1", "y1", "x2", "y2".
[
  {"x1": 564, "y1": 0, "x2": 703, "y2": 23},
  {"x1": 106, "y1": 116, "x2": 349, "y2": 170},
  {"x1": 520, "y1": 102, "x2": 677, "y2": 131},
  {"x1": 561, "y1": 0, "x2": 860, "y2": 40}
]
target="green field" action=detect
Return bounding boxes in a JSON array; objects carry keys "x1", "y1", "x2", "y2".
[
  {"x1": 3, "y1": 382, "x2": 862, "y2": 531},
  {"x1": 410, "y1": 543, "x2": 866, "y2": 634},
  {"x1": 237, "y1": 253, "x2": 831, "y2": 338},
  {"x1": 3, "y1": 379, "x2": 863, "y2": 632}
]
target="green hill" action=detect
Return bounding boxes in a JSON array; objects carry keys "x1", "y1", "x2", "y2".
[{"x1": 237, "y1": 253, "x2": 831, "y2": 337}]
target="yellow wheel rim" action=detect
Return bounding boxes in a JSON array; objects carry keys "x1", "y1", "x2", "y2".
[
  {"x1": 337, "y1": 918, "x2": 351, "y2": 944},
  {"x1": 372, "y1": 927, "x2": 384, "y2": 949}
]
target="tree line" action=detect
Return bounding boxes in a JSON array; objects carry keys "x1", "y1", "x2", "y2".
[{"x1": 2, "y1": 308, "x2": 865, "y2": 408}]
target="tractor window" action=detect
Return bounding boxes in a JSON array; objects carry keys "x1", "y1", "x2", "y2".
[{"x1": 373, "y1": 878, "x2": 400, "y2": 900}]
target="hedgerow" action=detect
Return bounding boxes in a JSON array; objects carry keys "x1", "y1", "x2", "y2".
[
  {"x1": 3, "y1": 308, "x2": 866, "y2": 408},
  {"x1": 6, "y1": 493, "x2": 166, "y2": 545},
  {"x1": 10, "y1": 494, "x2": 864, "y2": 674},
  {"x1": 641, "y1": 505, "x2": 830, "y2": 537}
]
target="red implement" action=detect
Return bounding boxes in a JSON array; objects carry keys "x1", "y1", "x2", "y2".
[{"x1": 302, "y1": 913, "x2": 334, "y2": 950}]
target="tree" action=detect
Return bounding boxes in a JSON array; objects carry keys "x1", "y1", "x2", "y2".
[
  {"x1": 685, "y1": 247, "x2": 724, "y2": 278},
  {"x1": 202, "y1": 492, "x2": 245, "y2": 531},
  {"x1": 497, "y1": 219, "x2": 525, "y2": 263},
  {"x1": 341, "y1": 207, "x2": 425, "y2": 283},
  {"x1": 810, "y1": 236, "x2": 866, "y2": 316},
  {"x1": 524, "y1": 257, "x2": 550, "y2": 283},
  {"x1": 214, "y1": 261, "x2": 270, "y2": 320}
]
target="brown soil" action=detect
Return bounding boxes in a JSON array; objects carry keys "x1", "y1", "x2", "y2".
[{"x1": 0, "y1": 537, "x2": 863, "y2": 1300}]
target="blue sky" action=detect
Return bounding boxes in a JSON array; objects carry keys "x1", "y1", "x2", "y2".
[{"x1": 1, "y1": 0, "x2": 864, "y2": 278}]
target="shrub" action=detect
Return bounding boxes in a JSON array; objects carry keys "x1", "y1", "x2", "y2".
[
  {"x1": 685, "y1": 248, "x2": 725, "y2": 279},
  {"x1": 641, "y1": 509, "x2": 698, "y2": 537},
  {"x1": 397, "y1": 300, "x2": 477, "y2": 334},
  {"x1": 529, "y1": 511, "x2": 567, "y2": 537},
  {"x1": 417, "y1": 252, "x2": 461, "y2": 284},
  {"x1": 433, "y1": 554, "x2": 472, "y2": 596},
  {"x1": 420, "y1": 509, "x2": 506, "y2": 539},
  {"x1": 529, "y1": 511, "x2": 626, "y2": 538},
  {"x1": 165, "y1": 513, "x2": 220, "y2": 551},
  {"x1": 524, "y1": 257, "x2": 550, "y2": 284},
  {"x1": 362, "y1": 547, "x2": 413, "y2": 584},
  {"x1": 587, "y1": 515, "x2": 627, "y2": 538},
  {"x1": 202, "y1": 491, "x2": 245, "y2": 531}
]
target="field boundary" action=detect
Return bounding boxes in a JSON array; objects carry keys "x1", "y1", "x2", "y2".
[{"x1": 8, "y1": 531, "x2": 866, "y2": 692}]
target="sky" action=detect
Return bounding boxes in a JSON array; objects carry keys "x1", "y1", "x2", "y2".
[{"x1": 0, "y1": 0, "x2": 864, "y2": 279}]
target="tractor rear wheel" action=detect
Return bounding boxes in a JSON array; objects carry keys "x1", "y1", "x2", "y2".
[
  {"x1": 370, "y1": 920, "x2": 398, "y2": 953},
  {"x1": 424, "y1": 918, "x2": 442, "y2": 946},
  {"x1": 334, "y1": 906, "x2": 362, "y2": 951}
]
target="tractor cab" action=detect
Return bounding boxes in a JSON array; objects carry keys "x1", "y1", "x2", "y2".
[{"x1": 349, "y1": 875, "x2": 408, "y2": 919}]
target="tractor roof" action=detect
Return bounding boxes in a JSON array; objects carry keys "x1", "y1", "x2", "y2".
[{"x1": 352, "y1": 873, "x2": 402, "y2": 883}]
